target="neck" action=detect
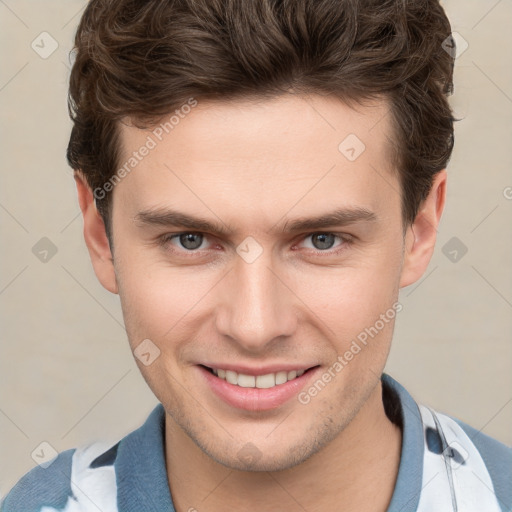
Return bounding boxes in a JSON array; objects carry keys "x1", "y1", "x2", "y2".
[{"x1": 165, "y1": 381, "x2": 401, "y2": 512}]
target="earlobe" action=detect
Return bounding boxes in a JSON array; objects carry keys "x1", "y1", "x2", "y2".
[
  {"x1": 74, "y1": 172, "x2": 119, "y2": 295},
  {"x1": 399, "y1": 170, "x2": 447, "y2": 289}
]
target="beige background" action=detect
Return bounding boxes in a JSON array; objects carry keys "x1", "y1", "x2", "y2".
[{"x1": 1, "y1": 0, "x2": 511, "y2": 499}]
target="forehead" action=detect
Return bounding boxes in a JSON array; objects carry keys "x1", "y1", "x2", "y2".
[{"x1": 114, "y1": 94, "x2": 398, "y2": 228}]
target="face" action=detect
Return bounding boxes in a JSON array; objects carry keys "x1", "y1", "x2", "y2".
[{"x1": 85, "y1": 94, "x2": 438, "y2": 471}]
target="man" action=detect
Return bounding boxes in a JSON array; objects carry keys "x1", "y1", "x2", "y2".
[{"x1": 2, "y1": 0, "x2": 511, "y2": 511}]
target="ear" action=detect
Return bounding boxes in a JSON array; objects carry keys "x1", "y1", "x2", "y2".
[
  {"x1": 74, "y1": 172, "x2": 118, "y2": 294},
  {"x1": 399, "y1": 170, "x2": 447, "y2": 288}
]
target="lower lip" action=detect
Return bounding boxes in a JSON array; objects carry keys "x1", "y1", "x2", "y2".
[{"x1": 198, "y1": 365, "x2": 318, "y2": 411}]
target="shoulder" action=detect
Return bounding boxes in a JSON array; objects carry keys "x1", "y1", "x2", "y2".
[
  {"x1": 454, "y1": 416, "x2": 512, "y2": 509},
  {"x1": 382, "y1": 374, "x2": 512, "y2": 512},
  {"x1": 1, "y1": 449, "x2": 75, "y2": 512},
  {"x1": 455, "y1": 416, "x2": 512, "y2": 463},
  {"x1": 1, "y1": 405, "x2": 167, "y2": 512},
  {"x1": 1, "y1": 441, "x2": 120, "y2": 512},
  {"x1": 418, "y1": 404, "x2": 512, "y2": 511}
]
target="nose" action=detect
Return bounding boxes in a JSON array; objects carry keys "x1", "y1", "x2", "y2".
[{"x1": 215, "y1": 252, "x2": 297, "y2": 353}]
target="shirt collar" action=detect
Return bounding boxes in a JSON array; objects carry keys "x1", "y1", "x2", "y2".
[
  {"x1": 115, "y1": 404, "x2": 175, "y2": 512},
  {"x1": 383, "y1": 373, "x2": 425, "y2": 512}
]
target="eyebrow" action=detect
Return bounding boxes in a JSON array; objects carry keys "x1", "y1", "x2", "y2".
[
  {"x1": 279, "y1": 207, "x2": 377, "y2": 233},
  {"x1": 134, "y1": 206, "x2": 377, "y2": 236}
]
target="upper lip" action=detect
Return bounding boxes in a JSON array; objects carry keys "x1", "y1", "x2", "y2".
[{"x1": 199, "y1": 363, "x2": 318, "y2": 376}]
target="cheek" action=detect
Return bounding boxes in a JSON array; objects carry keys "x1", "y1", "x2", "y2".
[
  {"x1": 115, "y1": 260, "x2": 217, "y2": 405},
  {"x1": 293, "y1": 256, "x2": 401, "y2": 335},
  {"x1": 115, "y1": 252, "x2": 218, "y2": 348}
]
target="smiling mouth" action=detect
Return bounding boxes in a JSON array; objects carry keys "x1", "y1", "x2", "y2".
[{"x1": 201, "y1": 365, "x2": 318, "y2": 389}]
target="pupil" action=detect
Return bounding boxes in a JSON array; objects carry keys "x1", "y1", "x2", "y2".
[
  {"x1": 180, "y1": 233, "x2": 203, "y2": 250},
  {"x1": 312, "y1": 233, "x2": 335, "y2": 250}
]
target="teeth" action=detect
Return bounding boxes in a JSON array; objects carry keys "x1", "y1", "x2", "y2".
[
  {"x1": 256, "y1": 373, "x2": 275, "y2": 388},
  {"x1": 275, "y1": 371, "x2": 288, "y2": 385},
  {"x1": 237, "y1": 374, "x2": 256, "y2": 388},
  {"x1": 211, "y1": 368, "x2": 307, "y2": 388},
  {"x1": 225, "y1": 370, "x2": 238, "y2": 385}
]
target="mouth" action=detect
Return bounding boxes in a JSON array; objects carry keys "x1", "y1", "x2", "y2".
[
  {"x1": 198, "y1": 364, "x2": 320, "y2": 411},
  {"x1": 201, "y1": 365, "x2": 311, "y2": 389}
]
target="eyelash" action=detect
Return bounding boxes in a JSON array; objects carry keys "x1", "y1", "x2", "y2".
[{"x1": 158, "y1": 232, "x2": 354, "y2": 258}]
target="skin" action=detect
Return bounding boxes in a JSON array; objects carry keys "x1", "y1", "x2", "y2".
[{"x1": 75, "y1": 93, "x2": 446, "y2": 512}]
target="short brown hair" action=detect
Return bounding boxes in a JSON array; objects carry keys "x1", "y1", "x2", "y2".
[{"x1": 67, "y1": 0, "x2": 456, "y2": 239}]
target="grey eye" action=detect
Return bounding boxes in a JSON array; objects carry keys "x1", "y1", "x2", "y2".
[
  {"x1": 310, "y1": 233, "x2": 336, "y2": 250},
  {"x1": 179, "y1": 233, "x2": 204, "y2": 250}
]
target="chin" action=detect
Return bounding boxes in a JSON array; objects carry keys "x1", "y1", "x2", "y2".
[{"x1": 197, "y1": 419, "x2": 341, "y2": 473}]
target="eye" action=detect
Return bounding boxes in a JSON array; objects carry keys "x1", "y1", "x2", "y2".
[
  {"x1": 167, "y1": 232, "x2": 209, "y2": 251},
  {"x1": 300, "y1": 233, "x2": 344, "y2": 251}
]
